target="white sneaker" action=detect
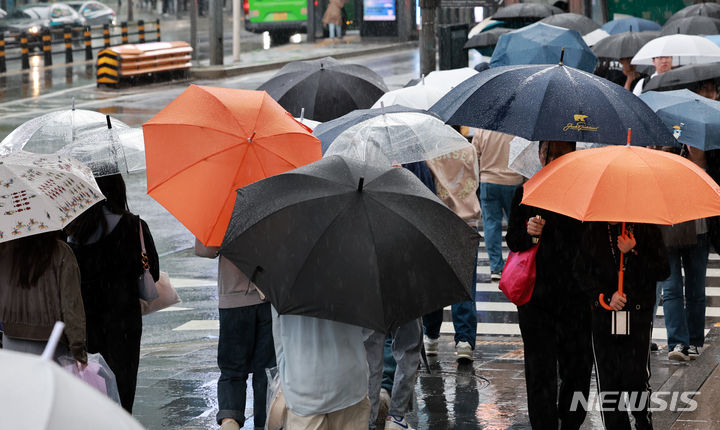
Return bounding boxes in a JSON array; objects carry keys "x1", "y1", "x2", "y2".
[
  {"x1": 386, "y1": 415, "x2": 415, "y2": 430},
  {"x1": 668, "y1": 344, "x2": 689, "y2": 361},
  {"x1": 219, "y1": 419, "x2": 241, "y2": 430},
  {"x1": 424, "y1": 335, "x2": 439, "y2": 356},
  {"x1": 455, "y1": 341, "x2": 473, "y2": 361},
  {"x1": 687, "y1": 345, "x2": 701, "y2": 360},
  {"x1": 375, "y1": 388, "x2": 391, "y2": 425}
]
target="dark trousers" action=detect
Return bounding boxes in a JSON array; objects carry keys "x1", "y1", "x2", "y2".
[
  {"x1": 591, "y1": 309, "x2": 653, "y2": 430},
  {"x1": 518, "y1": 295, "x2": 593, "y2": 430},
  {"x1": 217, "y1": 303, "x2": 276, "y2": 427}
]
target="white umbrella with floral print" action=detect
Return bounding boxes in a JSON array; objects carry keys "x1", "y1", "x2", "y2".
[{"x1": 0, "y1": 151, "x2": 104, "y2": 243}]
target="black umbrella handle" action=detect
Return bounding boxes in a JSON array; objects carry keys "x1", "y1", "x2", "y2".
[
  {"x1": 560, "y1": 47, "x2": 565, "y2": 65},
  {"x1": 357, "y1": 177, "x2": 364, "y2": 192},
  {"x1": 246, "y1": 265, "x2": 264, "y2": 295}
]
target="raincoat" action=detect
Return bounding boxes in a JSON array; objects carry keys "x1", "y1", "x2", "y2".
[{"x1": 322, "y1": 0, "x2": 347, "y2": 27}]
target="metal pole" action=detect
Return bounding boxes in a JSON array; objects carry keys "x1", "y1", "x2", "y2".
[
  {"x1": 103, "y1": 23, "x2": 111, "y2": 48},
  {"x1": 128, "y1": 0, "x2": 134, "y2": 22},
  {"x1": 209, "y1": 0, "x2": 223, "y2": 65},
  {"x1": 420, "y1": 0, "x2": 439, "y2": 76},
  {"x1": 64, "y1": 26, "x2": 73, "y2": 64},
  {"x1": 0, "y1": 33, "x2": 6, "y2": 74},
  {"x1": 233, "y1": 0, "x2": 240, "y2": 62},
  {"x1": 306, "y1": 0, "x2": 315, "y2": 43},
  {"x1": 190, "y1": 0, "x2": 198, "y2": 60},
  {"x1": 84, "y1": 26, "x2": 92, "y2": 60},
  {"x1": 43, "y1": 29, "x2": 52, "y2": 66}
]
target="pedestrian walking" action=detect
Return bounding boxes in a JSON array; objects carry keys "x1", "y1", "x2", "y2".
[
  {"x1": 195, "y1": 240, "x2": 275, "y2": 430},
  {"x1": 633, "y1": 56, "x2": 672, "y2": 95},
  {"x1": 506, "y1": 141, "x2": 593, "y2": 430},
  {"x1": 65, "y1": 173, "x2": 159, "y2": 413},
  {"x1": 0, "y1": 232, "x2": 87, "y2": 366},
  {"x1": 576, "y1": 222, "x2": 669, "y2": 429},
  {"x1": 322, "y1": 0, "x2": 347, "y2": 40}
]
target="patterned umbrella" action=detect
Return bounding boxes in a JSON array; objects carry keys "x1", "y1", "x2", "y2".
[{"x1": 0, "y1": 151, "x2": 103, "y2": 243}]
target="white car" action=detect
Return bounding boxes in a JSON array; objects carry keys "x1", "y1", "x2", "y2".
[{"x1": 65, "y1": 1, "x2": 116, "y2": 26}]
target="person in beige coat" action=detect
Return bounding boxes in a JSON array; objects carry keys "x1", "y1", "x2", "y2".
[{"x1": 322, "y1": 0, "x2": 347, "y2": 39}]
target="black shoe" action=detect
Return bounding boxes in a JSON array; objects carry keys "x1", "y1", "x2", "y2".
[{"x1": 651, "y1": 342, "x2": 658, "y2": 351}]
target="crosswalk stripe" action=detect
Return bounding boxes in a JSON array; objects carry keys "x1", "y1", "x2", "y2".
[
  {"x1": 172, "y1": 320, "x2": 219, "y2": 331},
  {"x1": 169, "y1": 278, "x2": 217, "y2": 288},
  {"x1": 157, "y1": 306, "x2": 193, "y2": 313},
  {"x1": 441, "y1": 302, "x2": 720, "y2": 317}
]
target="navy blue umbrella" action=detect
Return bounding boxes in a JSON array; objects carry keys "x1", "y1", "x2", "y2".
[
  {"x1": 601, "y1": 17, "x2": 661, "y2": 35},
  {"x1": 490, "y1": 22, "x2": 598, "y2": 73},
  {"x1": 429, "y1": 62, "x2": 677, "y2": 146},
  {"x1": 639, "y1": 89, "x2": 720, "y2": 151}
]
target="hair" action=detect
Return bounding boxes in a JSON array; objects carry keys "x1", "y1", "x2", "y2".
[
  {"x1": 539, "y1": 140, "x2": 577, "y2": 164},
  {"x1": 9, "y1": 232, "x2": 59, "y2": 289},
  {"x1": 65, "y1": 173, "x2": 129, "y2": 244}
]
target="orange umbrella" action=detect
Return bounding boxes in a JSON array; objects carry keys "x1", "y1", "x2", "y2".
[
  {"x1": 143, "y1": 85, "x2": 322, "y2": 246},
  {"x1": 521, "y1": 143, "x2": 720, "y2": 309}
]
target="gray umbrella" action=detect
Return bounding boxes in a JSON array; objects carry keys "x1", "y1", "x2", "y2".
[
  {"x1": 492, "y1": 3, "x2": 563, "y2": 22},
  {"x1": 667, "y1": 2, "x2": 720, "y2": 23},
  {"x1": 220, "y1": 155, "x2": 479, "y2": 332},
  {"x1": 463, "y1": 28, "x2": 513, "y2": 50},
  {"x1": 591, "y1": 31, "x2": 659, "y2": 59},
  {"x1": 660, "y1": 16, "x2": 720, "y2": 36},
  {"x1": 539, "y1": 13, "x2": 600, "y2": 35},
  {"x1": 643, "y1": 63, "x2": 720, "y2": 91}
]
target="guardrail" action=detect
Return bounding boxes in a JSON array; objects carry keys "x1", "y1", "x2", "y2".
[{"x1": 0, "y1": 19, "x2": 161, "y2": 73}]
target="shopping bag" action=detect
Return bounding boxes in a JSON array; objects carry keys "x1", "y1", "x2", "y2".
[
  {"x1": 59, "y1": 353, "x2": 121, "y2": 404},
  {"x1": 265, "y1": 366, "x2": 287, "y2": 430},
  {"x1": 140, "y1": 271, "x2": 182, "y2": 315},
  {"x1": 498, "y1": 241, "x2": 540, "y2": 306}
]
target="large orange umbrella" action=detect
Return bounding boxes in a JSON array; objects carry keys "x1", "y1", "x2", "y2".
[
  {"x1": 143, "y1": 85, "x2": 322, "y2": 246},
  {"x1": 521, "y1": 143, "x2": 720, "y2": 309}
]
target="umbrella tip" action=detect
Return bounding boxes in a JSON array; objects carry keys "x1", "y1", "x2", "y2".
[
  {"x1": 71, "y1": 97, "x2": 75, "y2": 111},
  {"x1": 380, "y1": 101, "x2": 385, "y2": 115},
  {"x1": 357, "y1": 177, "x2": 364, "y2": 192},
  {"x1": 626, "y1": 128, "x2": 632, "y2": 146},
  {"x1": 248, "y1": 130, "x2": 257, "y2": 143},
  {"x1": 421, "y1": 74, "x2": 425, "y2": 85},
  {"x1": 559, "y1": 47, "x2": 565, "y2": 65},
  {"x1": 300, "y1": 107, "x2": 305, "y2": 122},
  {"x1": 106, "y1": 115, "x2": 112, "y2": 129}
]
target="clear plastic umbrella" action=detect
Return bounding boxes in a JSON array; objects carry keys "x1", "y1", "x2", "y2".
[
  {"x1": 371, "y1": 83, "x2": 446, "y2": 110},
  {"x1": 323, "y1": 111, "x2": 472, "y2": 166},
  {"x1": 508, "y1": 137, "x2": 604, "y2": 178},
  {"x1": 0, "y1": 107, "x2": 145, "y2": 176},
  {"x1": 422, "y1": 68, "x2": 479, "y2": 93}
]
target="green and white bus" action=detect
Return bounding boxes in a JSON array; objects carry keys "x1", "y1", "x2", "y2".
[{"x1": 244, "y1": 0, "x2": 308, "y2": 43}]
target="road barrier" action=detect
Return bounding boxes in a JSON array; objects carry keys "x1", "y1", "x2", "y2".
[
  {"x1": 97, "y1": 41, "x2": 192, "y2": 86},
  {"x1": 0, "y1": 20, "x2": 162, "y2": 73}
]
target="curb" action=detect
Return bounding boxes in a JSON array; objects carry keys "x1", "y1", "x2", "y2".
[
  {"x1": 653, "y1": 325, "x2": 720, "y2": 429},
  {"x1": 190, "y1": 40, "x2": 418, "y2": 80}
]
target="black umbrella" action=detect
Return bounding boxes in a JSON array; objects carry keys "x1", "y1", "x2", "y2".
[
  {"x1": 492, "y1": 3, "x2": 563, "y2": 22},
  {"x1": 667, "y1": 2, "x2": 720, "y2": 23},
  {"x1": 591, "y1": 31, "x2": 659, "y2": 59},
  {"x1": 643, "y1": 63, "x2": 720, "y2": 91},
  {"x1": 463, "y1": 28, "x2": 513, "y2": 50},
  {"x1": 429, "y1": 62, "x2": 677, "y2": 146},
  {"x1": 538, "y1": 12, "x2": 600, "y2": 35},
  {"x1": 257, "y1": 57, "x2": 389, "y2": 122},
  {"x1": 660, "y1": 16, "x2": 720, "y2": 36},
  {"x1": 312, "y1": 104, "x2": 435, "y2": 153},
  {"x1": 220, "y1": 155, "x2": 480, "y2": 332}
]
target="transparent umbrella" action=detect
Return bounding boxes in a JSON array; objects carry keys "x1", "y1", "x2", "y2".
[
  {"x1": 508, "y1": 137, "x2": 604, "y2": 178},
  {"x1": 323, "y1": 111, "x2": 472, "y2": 166}
]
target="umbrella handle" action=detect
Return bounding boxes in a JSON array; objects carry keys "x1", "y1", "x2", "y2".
[{"x1": 599, "y1": 293, "x2": 614, "y2": 310}]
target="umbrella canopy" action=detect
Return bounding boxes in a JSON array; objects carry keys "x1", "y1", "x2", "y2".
[
  {"x1": 667, "y1": 2, "x2": 720, "y2": 23},
  {"x1": 660, "y1": 16, "x2": 720, "y2": 36},
  {"x1": 601, "y1": 17, "x2": 661, "y2": 35},
  {"x1": 706, "y1": 34, "x2": 720, "y2": 47},
  {"x1": 323, "y1": 111, "x2": 472, "y2": 166},
  {"x1": 492, "y1": 3, "x2": 563, "y2": 22},
  {"x1": 643, "y1": 63, "x2": 720, "y2": 91},
  {"x1": 539, "y1": 12, "x2": 600, "y2": 35},
  {"x1": 422, "y1": 68, "x2": 479, "y2": 93},
  {"x1": 256, "y1": 56, "x2": 388, "y2": 122},
  {"x1": 313, "y1": 105, "x2": 431, "y2": 153},
  {"x1": 371, "y1": 84, "x2": 446, "y2": 110},
  {"x1": 220, "y1": 155, "x2": 480, "y2": 332},
  {"x1": 143, "y1": 85, "x2": 322, "y2": 246},
  {"x1": 468, "y1": 18, "x2": 501, "y2": 38},
  {"x1": 295, "y1": 117, "x2": 322, "y2": 130},
  {"x1": 0, "y1": 109, "x2": 145, "y2": 176},
  {"x1": 631, "y1": 34, "x2": 720, "y2": 66},
  {"x1": 520, "y1": 145, "x2": 720, "y2": 225},
  {"x1": 429, "y1": 63, "x2": 677, "y2": 146},
  {"x1": 0, "y1": 350, "x2": 145, "y2": 429},
  {"x1": 639, "y1": 89, "x2": 720, "y2": 151},
  {"x1": 490, "y1": 22, "x2": 598, "y2": 73},
  {"x1": 508, "y1": 137, "x2": 603, "y2": 178},
  {"x1": 0, "y1": 151, "x2": 104, "y2": 243},
  {"x1": 582, "y1": 28, "x2": 610, "y2": 47},
  {"x1": 591, "y1": 31, "x2": 659, "y2": 59},
  {"x1": 464, "y1": 28, "x2": 513, "y2": 56}
]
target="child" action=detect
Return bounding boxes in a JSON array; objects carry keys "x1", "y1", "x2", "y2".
[{"x1": 576, "y1": 222, "x2": 670, "y2": 429}]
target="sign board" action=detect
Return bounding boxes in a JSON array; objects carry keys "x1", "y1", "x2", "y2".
[{"x1": 364, "y1": 0, "x2": 396, "y2": 21}]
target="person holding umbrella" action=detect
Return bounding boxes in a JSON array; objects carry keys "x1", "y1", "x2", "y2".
[
  {"x1": 575, "y1": 222, "x2": 669, "y2": 428},
  {"x1": 506, "y1": 140, "x2": 593, "y2": 430},
  {"x1": 633, "y1": 56, "x2": 673, "y2": 95}
]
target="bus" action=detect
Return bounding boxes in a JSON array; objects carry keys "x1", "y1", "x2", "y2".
[{"x1": 244, "y1": 0, "x2": 307, "y2": 43}]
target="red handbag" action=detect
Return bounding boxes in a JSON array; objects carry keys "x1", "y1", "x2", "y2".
[{"x1": 498, "y1": 240, "x2": 539, "y2": 306}]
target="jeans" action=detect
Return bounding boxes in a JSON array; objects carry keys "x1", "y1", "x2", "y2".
[
  {"x1": 328, "y1": 23, "x2": 340, "y2": 38},
  {"x1": 217, "y1": 303, "x2": 276, "y2": 427},
  {"x1": 479, "y1": 182, "x2": 520, "y2": 273},
  {"x1": 660, "y1": 234, "x2": 709, "y2": 349},
  {"x1": 423, "y1": 237, "x2": 478, "y2": 348}
]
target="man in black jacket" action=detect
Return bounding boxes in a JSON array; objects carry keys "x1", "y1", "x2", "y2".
[{"x1": 506, "y1": 141, "x2": 593, "y2": 430}]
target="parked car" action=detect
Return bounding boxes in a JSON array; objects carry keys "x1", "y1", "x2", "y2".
[
  {"x1": 0, "y1": 3, "x2": 85, "y2": 44},
  {"x1": 65, "y1": 1, "x2": 116, "y2": 26}
]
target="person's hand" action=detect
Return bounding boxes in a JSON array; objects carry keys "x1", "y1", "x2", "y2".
[
  {"x1": 617, "y1": 231, "x2": 636, "y2": 254},
  {"x1": 76, "y1": 360, "x2": 88, "y2": 371},
  {"x1": 526, "y1": 216, "x2": 545, "y2": 237},
  {"x1": 609, "y1": 291, "x2": 627, "y2": 311}
]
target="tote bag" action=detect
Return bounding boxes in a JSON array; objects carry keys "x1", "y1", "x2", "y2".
[{"x1": 498, "y1": 241, "x2": 539, "y2": 306}]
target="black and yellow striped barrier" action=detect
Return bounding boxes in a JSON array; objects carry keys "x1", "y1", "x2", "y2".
[
  {"x1": 64, "y1": 26, "x2": 73, "y2": 64},
  {"x1": 156, "y1": 19, "x2": 161, "y2": 42},
  {"x1": 97, "y1": 49, "x2": 120, "y2": 84},
  {"x1": 121, "y1": 22, "x2": 129, "y2": 44},
  {"x1": 0, "y1": 33, "x2": 6, "y2": 73},
  {"x1": 138, "y1": 20, "x2": 145, "y2": 43},
  {"x1": 103, "y1": 24, "x2": 111, "y2": 48},
  {"x1": 84, "y1": 27, "x2": 92, "y2": 61},
  {"x1": 20, "y1": 33, "x2": 29, "y2": 70},
  {"x1": 42, "y1": 30, "x2": 52, "y2": 66}
]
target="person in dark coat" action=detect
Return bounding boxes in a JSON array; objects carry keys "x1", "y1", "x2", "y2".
[
  {"x1": 575, "y1": 222, "x2": 669, "y2": 429},
  {"x1": 66, "y1": 173, "x2": 159, "y2": 413},
  {"x1": 506, "y1": 140, "x2": 593, "y2": 430}
]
